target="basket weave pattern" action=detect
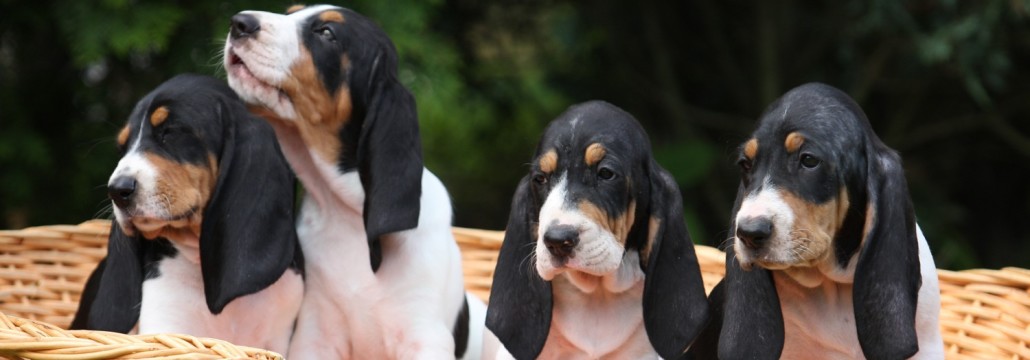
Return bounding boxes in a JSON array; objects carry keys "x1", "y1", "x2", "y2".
[
  {"x1": 0, "y1": 221, "x2": 1025, "y2": 359},
  {"x1": 454, "y1": 228, "x2": 1030, "y2": 360}
]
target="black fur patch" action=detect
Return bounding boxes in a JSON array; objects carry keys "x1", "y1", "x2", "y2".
[
  {"x1": 452, "y1": 297, "x2": 470, "y2": 358},
  {"x1": 739, "y1": 83, "x2": 871, "y2": 268}
]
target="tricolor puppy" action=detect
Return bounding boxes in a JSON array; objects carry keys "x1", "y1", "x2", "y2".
[
  {"x1": 70, "y1": 74, "x2": 304, "y2": 355},
  {"x1": 223, "y1": 5, "x2": 482, "y2": 359},
  {"x1": 702, "y1": 83, "x2": 943, "y2": 359},
  {"x1": 486, "y1": 101, "x2": 709, "y2": 359}
]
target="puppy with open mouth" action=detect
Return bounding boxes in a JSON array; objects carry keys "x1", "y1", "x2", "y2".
[{"x1": 224, "y1": 4, "x2": 483, "y2": 359}]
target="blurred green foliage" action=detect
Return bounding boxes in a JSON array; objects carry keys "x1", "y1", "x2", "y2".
[{"x1": 1, "y1": 0, "x2": 1028, "y2": 269}]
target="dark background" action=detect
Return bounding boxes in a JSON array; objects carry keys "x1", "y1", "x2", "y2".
[{"x1": 1, "y1": 0, "x2": 1027, "y2": 269}]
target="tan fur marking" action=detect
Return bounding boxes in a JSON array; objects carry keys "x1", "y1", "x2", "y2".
[
  {"x1": 780, "y1": 188, "x2": 849, "y2": 266},
  {"x1": 538, "y1": 149, "x2": 558, "y2": 173},
  {"x1": 319, "y1": 10, "x2": 345, "y2": 23},
  {"x1": 279, "y1": 48, "x2": 353, "y2": 163},
  {"x1": 744, "y1": 138, "x2": 758, "y2": 159},
  {"x1": 149, "y1": 106, "x2": 169, "y2": 127},
  {"x1": 862, "y1": 201, "x2": 875, "y2": 243},
  {"x1": 286, "y1": 4, "x2": 306, "y2": 14},
  {"x1": 641, "y1": 216, "x2": 660, "y2": 267},
  {"x1": 785, "y1": 132, "x2": 805, "y2": 153},
  {"x1": 141, "y1": 153, "x2": 218, "y2": 241},
  {"x1": 579, "y1": 200, "x2": 636, "y2": 246},
  {"x1": 584, "y1": 143, "x2": 606, "y2": 166},
  {"x1": 117, "y1": 126, "x2": 130, "y2": 147}
]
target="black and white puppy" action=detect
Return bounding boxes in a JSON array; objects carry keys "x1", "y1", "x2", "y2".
[
  {"x1": 223, "y1": 5, "x2": 483, "y2": 359},
  {"x1": 700, "y1": 83, "x2": 943, "y2": 359},
  {"x1": 71, "y1": 74, "x2": 304, "y2": 355},
  {"x1": 486, "y1": 101, "x2": 710, "y2": 359}
]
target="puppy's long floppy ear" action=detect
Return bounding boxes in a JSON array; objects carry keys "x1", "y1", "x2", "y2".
[
  {"x1": 357, "y1": 55, "x2": 423, "y2": 247},
  {"x1": 200, "y1": 104, "x2": 299, "y2": 314},
  {"x1": 718, "y1": 185, "x2": 783, "y2": 360},
  {"x1": 853, "y1": 147, "x2": 920, "y2": 358},
  {"x1": 641, "y1": 164, "x2": 709, "y2": 359},
  {"x1": 70, "y1": 257, "x2": 105, "y2": 329},
  {"x1": 486, "y1": 176, "x2": 552, "y2": 360},
  {"x1": 78, "y1": 223, "x2": 144, "y2": 332}
]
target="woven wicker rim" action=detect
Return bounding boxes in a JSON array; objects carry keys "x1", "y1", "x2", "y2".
[
  {"x1": 0, "y1": 222, "x2": 1025, "y2": 359},
  {"x1": 0, "y1": 311, "x2": 281, "y2": 360}
]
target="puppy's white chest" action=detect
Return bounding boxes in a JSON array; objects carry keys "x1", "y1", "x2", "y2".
[
  {"x1": 544, "y1": 271, "x2": 653, "y2": 359},
  {"x1": 775, "y1": 272, "x2": 864, "y2": 359},
  {"x1": 138, "y1": 255, "x2": 302, "y2": 354}
]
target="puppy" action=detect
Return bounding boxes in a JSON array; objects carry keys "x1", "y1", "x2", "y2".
[
  {"x1": 699, "y1": 83, "x2": 943, "y2": 359},
  {"x1": 486, "y1": 101, "x2": 710, "y2": 359},
  {"x1": 71, "y1": 74, "x2": 304, "y2": 355},
  {"x1": 223, "y1": 5, "x2": 482, "y2": 359}
]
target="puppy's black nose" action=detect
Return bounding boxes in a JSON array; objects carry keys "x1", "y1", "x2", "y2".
[
  {"x1": 108, "y1": 176, "x2": 137, "y2": 209},
  {"x1": 230, "y1": 13, "x2": 261, "y2": 39},
  {"x1": 543, "y1": 225, "x2": 579, "y2": 258},
  {"x1": 736, "y1": 217, "x2": 773, "y2": 249}
]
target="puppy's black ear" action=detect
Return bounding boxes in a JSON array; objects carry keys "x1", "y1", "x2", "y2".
[
  {"x1": 718, "y1": 185, "x2": 783, "y2": 360},
  {"x1": 76, "y1": 223, "x2": 143, "y2": 332},
  {"x1": 853, "y1": 147, "x2": 920, "y2": 359},
  {"x1": 686, "y1": 281, "x2": 724, "y2": 360},
  {"x1": 357, "y1": 61, "x2": 423, "y2": 250},
  {"x1": 641, "y1": 164, "x2": 709, "y2": 359},
  {"x1": 70, "y1": 257, "x2": 105, "y2": 330},
  {"x1": 200, "y1": 102, "x2": 299, "y2": 314},
  {"x1": 486, "y1": 176, "x2": 551, "y2": 360}
]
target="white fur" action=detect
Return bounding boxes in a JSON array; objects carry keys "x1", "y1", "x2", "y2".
[
  {"x1": 733, "y1": 177, "x2": 797, "y2": 270},
  {"x1": 225, "y1": 7, "x2": 480, "y2": 358},
  {"x1": 225, "y1": 8, "x2": 480, "y2": 358},
  {"x1": 281, "y1": 160, "x2": 470, "y2": 359},
  {"x1": 491, "y1": 173, "x2": 657, "y2": 358},
  {"x1": 491, "y1": 251, "x2": 655, "y2": 359},
  {"x1": 535, "y1": 174, "x2": 626, "y2": 283},
  {"x1": 774, "y1": 226, "x2": 943, "y2": 359},
  {"x1": 138, "y1": 252, "x2": 303, "y2": 355},
  {"x1": 223, "y1": 6, "x2": 335, "y2": 122},
  {"x1": 111, "y1": 118, "x2": 304, "y2": 355}
]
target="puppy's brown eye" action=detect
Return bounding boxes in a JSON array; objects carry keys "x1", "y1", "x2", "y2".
[
  {"x1": 800, "y1": 154, "x2": 820, "y2": 169},
  {"x1": 317, "y1": 27, "x2": 335, "y2": 42},
  {"x1": 533, "y1": 173, "x2": 548, "y2": 185},
  {"x1": 737, "y1": 158, "x2": 752, "y2": 172},
  {"x1": 597, "y1": 167, "x2": 616, "y2": 180}
]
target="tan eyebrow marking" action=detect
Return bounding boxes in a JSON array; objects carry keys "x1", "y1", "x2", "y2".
[
  {"x1": 117, "y1": 125, "x2": 130, "y2": 147},
  {"x1": 319, "y1": 10, "x2": 345, "y2": 23},
  {"x1": 785, "y1": 132, "x2": 805, "y2": 153},
  {"x1": 585, "y1": 143, "x2": 606, "y2": 166},
  {"x1": 149, "y1": 106, "x2": 169, "y2": 127},
  {"x1": 539, "y1": 149, "x2": 558, "y2": 173},
  {"x1": 286, "y1": 4, "x2": 306, "y2": 14},
  {"x1": 744, "y1": 138, "x2": 758, "y2": 159}
]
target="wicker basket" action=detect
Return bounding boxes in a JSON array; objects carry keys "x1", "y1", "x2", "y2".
[{"x1": 0, "y1": 221, "x2": 1027, "y2": 359}]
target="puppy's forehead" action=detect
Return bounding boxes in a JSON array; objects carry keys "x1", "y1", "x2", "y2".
[
  {"x1": 285, "y1": 4, "x2": 342, "y2": 20},
  {"x1": 756, "y1": 83, "x2": 868, "y2": 144},
  {"x1": 541, "y1": 101, "x2": 649, "y2": 157}
]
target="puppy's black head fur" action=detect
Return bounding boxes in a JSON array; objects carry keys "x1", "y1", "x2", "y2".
[
  {"x1": 715, "y1": 83, "x2": 922, "y2": 359},
  {"x1": 488, "y1": 100, "x2": 709, "y2": 360},
  {"x1": 736, "y1": 83, "x2": 870, "y2": 268},
  {"x1": 72, "y1": 74, "x2": 300, "y2": 332},
  {"x1": 226, "y1": 5, "x2": 422, "y2": 268},
  {"x1": 529, "y1": 101, "x2": 653, "y2": 252}
]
